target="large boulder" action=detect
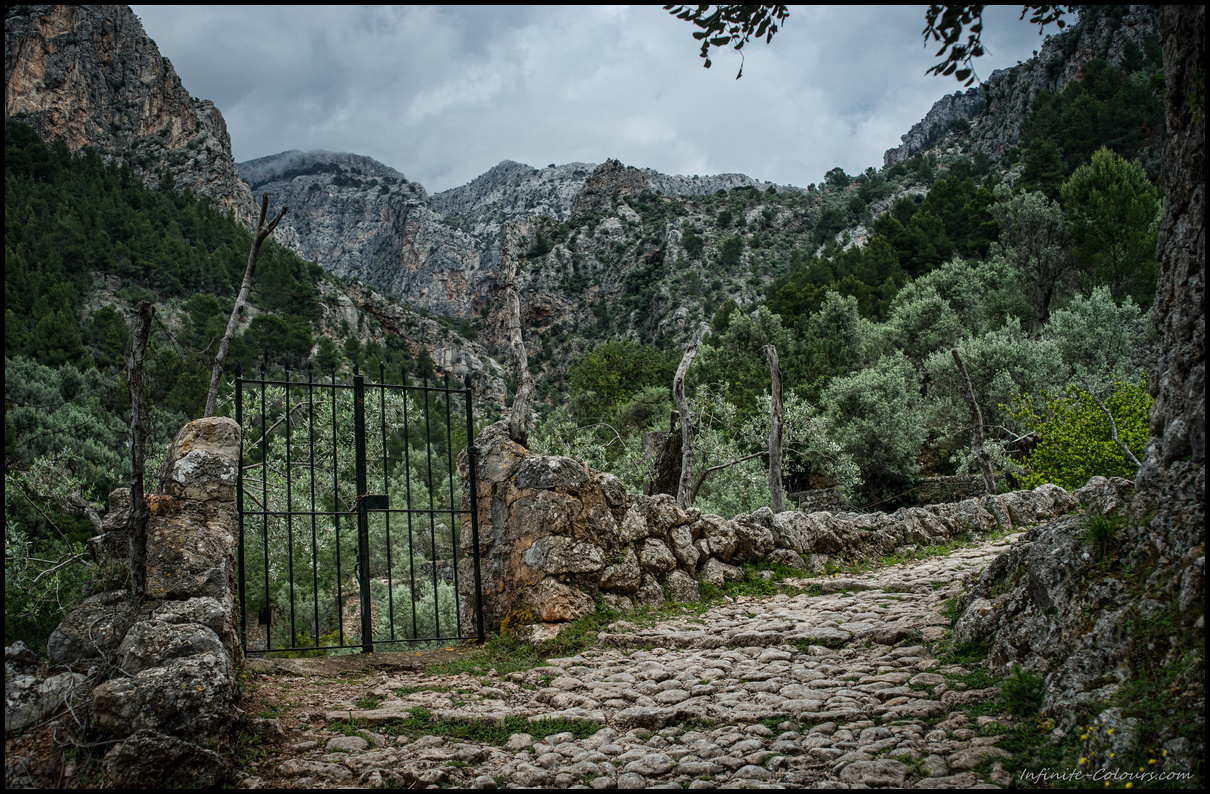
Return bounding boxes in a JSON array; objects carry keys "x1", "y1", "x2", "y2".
[
  {"x1": 46, "y1": 590, "x2": 134, "y2": 667},
  {"x1": 102, "y1": 729, "x2": 230, "y2": 788},
  {"x1": 91, "y1": 652, "x2": 235, "y2": 740}
]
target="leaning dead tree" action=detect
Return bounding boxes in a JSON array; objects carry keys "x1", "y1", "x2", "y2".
[
  {"x1": 674, "y1": 322, "x2": 710, "y2": 509},
  {"x1": 128, "y1": 300, "x2": 154, "y2": 597},
  {"x1": 203, "y1": 194, "x2": 288, "y2": 417},
  {"x1": 764, "y1": 344, "x2": 786, "y2": 513},
  {"x1": 951, "y1": 349, "x2": 996, "y2": 494},
  {"x1": 504, "y1": 255, "x2": 536, "y2": 447}
]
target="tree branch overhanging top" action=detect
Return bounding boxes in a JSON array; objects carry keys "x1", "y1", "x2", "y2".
[
  {"x1": 664, "y1": 4, "x2": 789, "y2": 79},
  {"x1": 923, "y1": 4, "x2": 1072, "y2": 86}
]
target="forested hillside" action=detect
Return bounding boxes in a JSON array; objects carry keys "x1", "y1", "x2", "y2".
[
  {"x1": 3, "y1": 123, "x2": 498, "y2": 650},
  {"x1": 526, "y1": 16, "x2": 1165, "y2": 519}
]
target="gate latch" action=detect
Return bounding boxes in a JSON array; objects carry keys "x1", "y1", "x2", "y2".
[{"x1": 361, "y1": 494, "x2": 389, "y2": 511}]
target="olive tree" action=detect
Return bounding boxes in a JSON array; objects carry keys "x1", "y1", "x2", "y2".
[{"x1": 822, "y1": 352, "x2": 925, "y2": 504}]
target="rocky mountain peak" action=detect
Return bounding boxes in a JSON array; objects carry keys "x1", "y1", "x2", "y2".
[
  {"x1": 238, "y1": 149, "x2": 424, "y2": 199},
  {"x1": 430, "y1": 158, "x2": 596, "y2": 224},
  {"x1": 4, "y1": 4, "x2": 258, "y2": 228}
]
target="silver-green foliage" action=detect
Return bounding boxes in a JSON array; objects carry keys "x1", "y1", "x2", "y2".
[
  {"x1": 5, "y1": 357, "x2": 129, "y2": 486},
  {"x1": 875, "y1": 282, "x2": 966, "y2": 367},
  {"x1": 924, "y1": 317, "x2": 1065, "y2": 439},
  {"x1": 822, "y1": 351, "x2": 925, "y2": 502},
  {"x1": 1043, "y1": 286, "x2": 1148, "y2": 392}
]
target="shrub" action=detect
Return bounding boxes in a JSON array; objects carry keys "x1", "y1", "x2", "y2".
[{"x1": 1007, "y1": 376, "x2": 1150, "y2": 490}]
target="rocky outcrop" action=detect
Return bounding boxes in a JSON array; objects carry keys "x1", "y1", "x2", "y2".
[
  {"x1": 572, "y1": 159, "x2": 651, "y2": 218},
  {"x1": 953, "y1": 476, "x2": 1203, "y2": 764},
  {"x1": 15, "y1": 417, "x2": 246, "y2": 788},
  {"x1": 431, "y1": 159, "x2": 595, "y2": 225},
  {"x1": 4, "y1": 4, "x2": 258, "y2": 228},
  {"x1": 457, "y1": 421, "x2": 1084, "y2": 641},
  {"x1": 971, "y1": 6, "x2": 1160, "y2": 160},
  {"x1": 883, "y1": 88, "x2": 985, "y2": 166},
  {"x1": 248, "y1": 150, "x2": 805, "y2": 348}
]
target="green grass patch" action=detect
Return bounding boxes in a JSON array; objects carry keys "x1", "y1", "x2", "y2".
[
  {"x1": 336, "y1": 709, "x2": 593, "y2": 747},
  {"x1": 999, "y1": 665, "x2": 1044, "y2": 717},
  {"x1": 354, "y1": 694, "x2": 383, "y2": 710}
]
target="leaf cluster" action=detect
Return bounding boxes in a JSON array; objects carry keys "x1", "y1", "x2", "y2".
[{"x1": 664, "y1": 4, "x2": 789, "y2": 78}]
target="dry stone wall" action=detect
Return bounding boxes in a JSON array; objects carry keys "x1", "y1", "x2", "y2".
[
  {"x1": 457, "y1": 421, "x2": 1083, "y2": 642},
  {"x1": 8, "y1": 417, "x2": 245, "y2": 788}
]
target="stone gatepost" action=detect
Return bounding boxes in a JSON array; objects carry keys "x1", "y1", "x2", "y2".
[{"x1": 44, "y1": 417, "x2": 243, "y2": 787}]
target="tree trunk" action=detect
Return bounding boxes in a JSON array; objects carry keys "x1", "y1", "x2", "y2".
[
  {"x1": 644, "y1": 410, "x2": 683, "y2": 497},
  {"x1": 674, "y1": 322, "x2": 710, "y2": 509},
  {"x1": 764, "y1": 344, "x2": 786, "y2": 512},
  {"x1": 127, "y1": 301, "x2": 154, "y2": 597},
  {"x1": 204, "y1": 194, "x2": 288, "y2": 417},
  {"x1": 952, "y1": 349, "x2": 996, "y2": 494},
  {"x1": 504, "y1": 256, "x2": 535, "y2": 447}
]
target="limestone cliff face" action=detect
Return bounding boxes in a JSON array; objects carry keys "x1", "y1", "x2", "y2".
[
  {"x1": 883, "y1": 88, "x2": 985, "y2": 167},
  {"x1": 244, "y1": 152, "x2": 803, "y2": 333},
  {"x1": 884, "y1": 5, "x2": 1162, "y2": 165},
  {"x1": 4, "y1": 5, "x2": 258, "y2": 228},
  {"x1": 238, "y1": 150, "x2": 490, "y2": 319}
]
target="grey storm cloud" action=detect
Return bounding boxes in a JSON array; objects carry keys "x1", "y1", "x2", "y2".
[{"x1": 131, "y1": 5, "x2": 1049, "y2": 192}]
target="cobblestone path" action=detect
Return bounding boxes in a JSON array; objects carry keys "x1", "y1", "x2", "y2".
[{"x1": 239, "y1": 533, "x2": 1025, "y2": 789}]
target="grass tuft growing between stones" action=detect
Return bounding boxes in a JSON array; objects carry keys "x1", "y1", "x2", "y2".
[
  {"x1": 343, "y1": 710, "x2": 601, "y2": 745},
  {"x1": 426, "y1": 601, "x2": 620, "y2": 678},
  {"x1": 998, "y1": 664, "x2": 1044, "y2": 716}
]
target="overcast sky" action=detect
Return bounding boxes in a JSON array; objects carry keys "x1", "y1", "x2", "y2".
[{"x1": 130, "y1": 5, "x2": 1053, "y2": 193}]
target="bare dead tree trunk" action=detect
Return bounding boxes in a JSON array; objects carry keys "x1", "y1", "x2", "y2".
[
  {"x1": 504, "y1": 256, "x2": 535, "y2": 447},
  {"x1": 1081, "y1": 376, "x2": 1142, "y2": 471},
  {"x1": 763, "y1": 344, "x2": 786, "y2": 512},
  {"x1": 675, "y1": 322, "x2": 710, "y2": 508},
  {"x1": 951, "y1": 349, "x2": 996, "y2": 494},
  {"x1": 127, "y1": 301, "x2": 154, "y2": 597},
  {"x1": 204, "y1": 194, "x2": 288, "y2": 417}
]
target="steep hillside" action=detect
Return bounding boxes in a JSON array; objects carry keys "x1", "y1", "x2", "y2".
[
  {"x1": 4, "y1": 4, "x2": 258, "y2": 227},
  {"x1": 885, "y1": 5, "x2": 1162, "y2": 166}
]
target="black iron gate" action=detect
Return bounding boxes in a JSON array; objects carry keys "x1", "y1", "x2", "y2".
[{"x1": 235, "y1": 366, "x2": 483, "y2": 655}]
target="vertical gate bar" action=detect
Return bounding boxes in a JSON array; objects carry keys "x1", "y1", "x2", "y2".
[
  {"x1": 285, "y1": 370, "x2": 296, "y2": 647},
  {"x1": 444, "y1": 373, "x2": 463, "y2": 636},
  {"x1": 402, "y1": 368, "x2": 418, "y2": 639},
  {"x1": 309, "y1": 367, "x2": 319, "y2": 646},
  {"x1": 332, "y1": 369, "x2": 344, "y2": 648},
  {"x1": 380, "y1": 364, "x2": 395, "y2": 643},
  {"x1": 260, "y1": 366, "x2": 271, "y2": 652},
  {"x1": 354, "y1": 369, "x2": 374, "y2": 653},
  {"x1": 236, "y1": 375, "x2": 246, "y2": 653},
  {"x1": 464, "y1": 377, "x2": 484, "y2": 643},
  {"x1": 422, "y1": 376, "x2": 440, "y2": 637}
]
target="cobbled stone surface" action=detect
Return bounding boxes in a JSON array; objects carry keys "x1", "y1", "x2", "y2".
[{"x1": 243, "y1": 534, "x2": 1027, "y2": 789}]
